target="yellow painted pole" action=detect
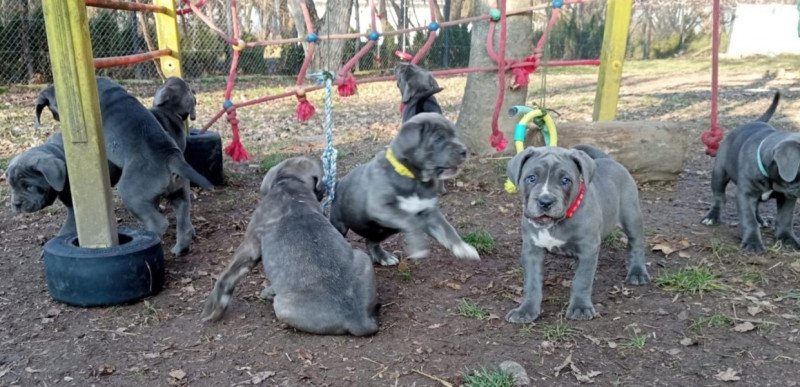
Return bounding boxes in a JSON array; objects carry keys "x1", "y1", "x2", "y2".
[
  {"x1": 154, "y1": 0, "x2": 183, "y2": 78},
  {"x1": 41, "y1": 0, "x2": 118, "y2": 247},
  {"x1": 592, "y1": 0, "x2": 633, "y2": 122}
]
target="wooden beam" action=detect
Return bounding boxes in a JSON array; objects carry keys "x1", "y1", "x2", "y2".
[
  {"x1": 41, "y1": 0, "x2": 118, "y2": 247},
  {"x1": 154, "y1": 0, "x2": 183, "y2": 78},
  {"x1": 592, "y1": 0, "x2": 633, "y2": 122}
]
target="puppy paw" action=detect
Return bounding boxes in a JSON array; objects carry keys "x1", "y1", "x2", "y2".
[
  {"x1": 408, "y1": 249, "x2": 430, "y2": 260},
  {"x1": 505, "y1": 306, "x2": 540, "y2": 324},
  {"x1": 777, "y1": 235, "x2": 800, "y2": 250},
  {"x1": 700, "y1": 217, "x2": 717, "y2": 226},
  {"x1": 171, "y1": 244, "x2": 189, "y2": 257},
  {"x1": 453, "y1": 242, "x2": 480, "y2": 261},
  {"x1": 741, "y1": 240, "x2": 766, "y2": 254},
  {"x1": 201, "y1": 294, "x2": 230, "y2": 322},
  {"x1": 566, "y1": 303, "x2": 598, "y2": 321},
  {"x1": 259, "y1": 287, "x2": 276, "y2": 301},
  {"x1": 626, "y1": 266, "x2": 651, "y2": 285},
  {"x1": 374, "y1": 253, "x2": 399, "y2": 266}
]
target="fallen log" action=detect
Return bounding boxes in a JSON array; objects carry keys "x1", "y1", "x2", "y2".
[{"x1": 525, "y1": 121, "x2": 690, "y2": 183}]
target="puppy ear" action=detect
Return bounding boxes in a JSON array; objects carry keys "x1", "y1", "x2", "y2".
[
  {"x1": 36, "y1": 157, "x2": 67, "y2": 192},
  {"x1": 507, "y1": 147, "x2": 538, "y2": 186},
  {"x1": 773, "y1": 138, "x2": 800, "y2": 182},
  {"x1": 259, "y1": 164, "x2": 281, "y2": 196},
  {"x1": 391, "y1": 118, "x2": 424, "y2": 156},
  {"x1": 35, "y1": 87, "x2": 57, "y2": 126},
  {"x1": 569, "y1": 148, "x2": 596, "y2": 184}
]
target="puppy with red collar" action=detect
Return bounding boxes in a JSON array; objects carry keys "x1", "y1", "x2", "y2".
[{"x1": 505, "y1": 144, "x2": 650, "y2": 323}]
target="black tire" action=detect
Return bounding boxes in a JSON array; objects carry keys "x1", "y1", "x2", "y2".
[
  {"x1": 42, "y1": 227, "x2": 165, "y2": 307},
  {"x1": 186, "y1": 129, "x2": 224, "y2": 186}
]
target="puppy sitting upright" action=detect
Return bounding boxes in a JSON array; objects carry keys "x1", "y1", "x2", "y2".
[
  {"x1": 202, "y1": 157, "x2": 379, "y2": 336},
  {"x1": 395, "y1": 63, "x2": 444, "y2": 122},
  {"x1": 702, "y1": 92, "x2": 796, "y2": 253},
  {"x1": 505, "y1": 145, "x2": 650, "y2": 323},
  {"x1": 330, "y1": 112, "x2": 479, "y2": 266}
]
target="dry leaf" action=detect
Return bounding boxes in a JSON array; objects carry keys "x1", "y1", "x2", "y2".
[
  {"x1": 427, "y1": 323, "x2": 443, "y2": 329},
  {"x1": 444, "y1": 282, "x2": 461, "y2": 290},
  {"x1": 680, "y1": 337, "x2": 697, "y2": 346},
  {"x1": 607, "y1": 341, "x2": 618, "y2": 348},
  {"x1": 732, "y1": 321, "x2": 755, "y2": 332},
  {"x1": 747, "y1": 306, "x2": 762, "y2": 316},
  {"x1": 790, "y1": 260, "x2": 800, "y2": 273},
  {"x1": 169, "y1": 369, "x2": 187, "y2": 380},
  {"x1": 651, "y1": 243, "x2": 674, "y2": 256},
  {"x1": 714, "y1": 368, "x2": 741, "y2": 382},
  {"x1": 677, "y1": 250, "x2": 691, "y2": 259},
  {"x1": 553, "y1": 354, "x2": 573, "y2": 377},
  {"x1": 249, "y1": 370, "x2": 276, "y2": 384}
]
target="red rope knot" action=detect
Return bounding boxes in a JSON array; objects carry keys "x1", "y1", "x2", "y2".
[
  {"x1": 701, "y1": 124, "x2": 724, "y2": 157},
  {"x1": 223, "y1": 108, "x2": 250, "y2": 162},
  {"x1": 490, "y1": 131, "x2": 508, "y2": 152},
  {"x1": 337, "y1": 73, "x2": 358, "y2": 97},
  {"x1": 509, "y1": 56, "x2": 539, "y2": 90},
  {"x1": 295, "y1": 93, "x2": 316, "y2": 122}
]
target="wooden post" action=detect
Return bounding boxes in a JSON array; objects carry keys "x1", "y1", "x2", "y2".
[
  {"x1": 592, "y1": 0, "x2": 632, "y2": 121},
  {"x1": 41, "y1": 0, "x2": 118, "y2": 247},
  {"x1": 154, "y1": 0, "x2": 182, "y2": 78}
]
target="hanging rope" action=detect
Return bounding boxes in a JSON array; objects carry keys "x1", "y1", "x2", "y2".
[
  {"x1": 317, "y1": 72, "x2": 338, "y2": 211},
  {"x1": 700, "y1": 0, "x2": 723, "y2": 156}
]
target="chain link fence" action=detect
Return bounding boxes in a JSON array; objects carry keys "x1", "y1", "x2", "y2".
[{"x1": 4, "y1": 0, "x2": 745, "y2": 86}]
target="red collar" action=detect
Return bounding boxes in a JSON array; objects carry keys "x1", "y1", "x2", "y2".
[{"x1": 565, "y1": 181, "x2": 585, "y2": 219}]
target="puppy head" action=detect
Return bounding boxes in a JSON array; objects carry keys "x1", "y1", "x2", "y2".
[
  {"x1": 394, "y1": 63, "x2": 444, "y2": 105},
  {"x1": 259, "y1": 156, "x2": 325, "y2": 201},
  {"x1": 5, "y1": 150, "x2": 65, "y2": 213},
  {"x1": 771, "y1": 136, "x2": 800, "y2": 195},
  {"x1": 35, "y1": 86, "x2": 58, "y2": 127},
  {"x1": 153, "y1": 77, "x2": 197, "y2": 121},
  {"x1": 390, "y1": 112, "x2": 468, "y2": 182},
  {"x1": 507, "y1": 146, "x2": 595, "y2": 229}
]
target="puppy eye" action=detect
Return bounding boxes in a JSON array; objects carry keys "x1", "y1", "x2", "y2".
[
  {"x1": 525, "y1": 175, "x2": 537, "y2": 184},
  {"x1": 433, "y1": 136, "x2": 445, "y2": 145},
  {"x1": 560, "y1": 176, "x2": 571, "y2": 186}
]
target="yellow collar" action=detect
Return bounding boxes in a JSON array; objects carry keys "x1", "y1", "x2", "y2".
[{"x1": 385, "y1": 148, "x2": 415, "y2": 179}]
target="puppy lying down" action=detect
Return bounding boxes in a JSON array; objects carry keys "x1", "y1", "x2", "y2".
[{"x1": 202, "y1": 157, "x2": 380, "y2": 336}]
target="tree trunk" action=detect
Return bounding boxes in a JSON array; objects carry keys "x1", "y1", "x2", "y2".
[
  {"x1": 451, "y1": 0, "x2": 464, "y2": 20},
  {"x1": 456, "y1": 0, "x2": 533, "y2": 155},
  {"x1": 525, "y1": 121, "x2": 689, "y2": 183},
  {"x1": 314, "y1": 0, "x2": 353, "y2": 70}
]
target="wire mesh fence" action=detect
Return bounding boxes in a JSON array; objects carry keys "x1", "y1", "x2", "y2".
[{"x1": 0, "y1": 0, "x2": 756, "y2": 86}]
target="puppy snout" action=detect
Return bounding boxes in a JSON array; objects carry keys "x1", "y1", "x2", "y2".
[
  {"x1": 459, "y1": 148, "x2": 467, "y2": 158},
  {"x1": 537, "y1": 195, "x2": 556, "y2": 210}
]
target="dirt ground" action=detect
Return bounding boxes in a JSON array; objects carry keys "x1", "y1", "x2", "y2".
[{"x1": 1, "y1": 57, "x2": 800, "y2": 386}]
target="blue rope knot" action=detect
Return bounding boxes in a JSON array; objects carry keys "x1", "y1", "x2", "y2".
[
  {"x1": 368, "y1": 31, "x2": 381, "y2": 41},
  {"x1": 306, "y1": 33, "x2": 319, "y2": 43},
  {"x1": 308, "y1": 71, "x2": 336, "y2": 85},
  {"x1": 223, "y1": 99, "x2": 234, "y2": 110},
  {"x1": 319, "y1": 76, "x2": 337, "y2": 211},
  {"x1": 428, "y1": 22, "x2": 440, "y2": 32}
]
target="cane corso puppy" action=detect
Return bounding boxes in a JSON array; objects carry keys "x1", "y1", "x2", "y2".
[
  {"x1": 505, "y1": 145, "x2": 650, "y2": 323},
  {"x1": 34, "y1": 77, "x2": 212, "y2": 255},
  {"x1": 150, "y1": 76, "x2": 196, "y2": 152},
  {"x1": 395, "y1": 63, "x2": 444, "y2": 123},
  {"x1": 202, "y1": 157, "x2": 379, "y2": 336},
  {"x1": 330, "y1": 112, "x2": 479, "y2": 266},
  {"x1": 5, "y1": 132, "x2": 121, "y2": 236},
  {"x1": 701, "y1": 92, "x2": 796, "y2": 253}
]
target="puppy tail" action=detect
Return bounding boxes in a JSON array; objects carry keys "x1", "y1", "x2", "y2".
[
  {"x1": 755, "y1": 91, "x2": 780, "y2": 123},
  {"x1": 168, "y1": 155, "x2": 214, "y2": 190},
  {"x1": 572, "y1": 144, "x2": 609, "y2": 160}
]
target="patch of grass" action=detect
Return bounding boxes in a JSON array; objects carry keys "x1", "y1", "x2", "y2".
[
  {"x1": 708, "y1": 238, "x2": 736, "y2": 260},
  {"x1": 620, "y1": 334, "x2": 648, "y2": 350},
  {"x1": 518, "y1": 323, "x2": 536, "y2": 336},
  {"x1": 397, "y1": 261, "x2": 412, "y2": 282},
  {"x1": 655, "y1": 266, "x2": 725, "y2": 295},
  {"x1": 602, "y1": 229, "x2": 627, "y2": 249},
  {"x1": 463, "y1": 368, "x2": 514, "y2": 387},
  {"x1": 259, "y1": 153, "x2": 288, "y2": 172},
  {"x1": 0, "y1": 86, "x2": 8, "y2": 95},
  {"x1": 780, "y1": 290, "x2": 800, "y2": 304},
  {"x1": 690, "y1": 314, "x2": 732, "y2": 332},
  {"x1": 462, "y1": 231, "x2": 496, "y2": 254},
  {"x1": 471, "y1": 195, "x2": 487, "y2": 206},
  {"x1": 0, "y1": 156, "x2": 11, "y2": 171},
  {"x1": 457, "y1": 299, "x2": 489, "y2": 320},
  {"x1": 543, "y1": 319, "x2": 575, "y2": 342},
  {"x1": 741, "y1": 270, "x2": 767, "y2": 286}
]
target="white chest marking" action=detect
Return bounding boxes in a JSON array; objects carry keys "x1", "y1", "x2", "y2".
[
  {"x1": 397, "y1": 195, "x2": 437, "y2": 214},
  {"x1": 761, "y1": 190, "x2": 773, "y2": 201},
  {"x1": 530, "y1": 229, "x2": 566, "y2": 251}
]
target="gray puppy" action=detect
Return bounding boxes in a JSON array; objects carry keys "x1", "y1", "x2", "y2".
[
  {"x1": 394, "y1": 63, "x2": 444, "y2": 123},
  {"x1": 505, "y1": 145, "x2": 650, "y2": 323},
  {"x1": 149, "y1": 76, "x2": 197, "y2": 152},
  {"x1": 34, "y1": 76, "x2": 212, "y2": 255},
  {"x1": 330, "y1": 112, "x2": 479, "y2": 266},
  {"x1": 701, "y1": 92, "x2": 794, "y2": 253},
  {"x1": 202, "y1": 157, "x2": 380, "y2": 336},
  {"x1": 5, "y1": 132, "x2": 121, "y2": 236}
]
